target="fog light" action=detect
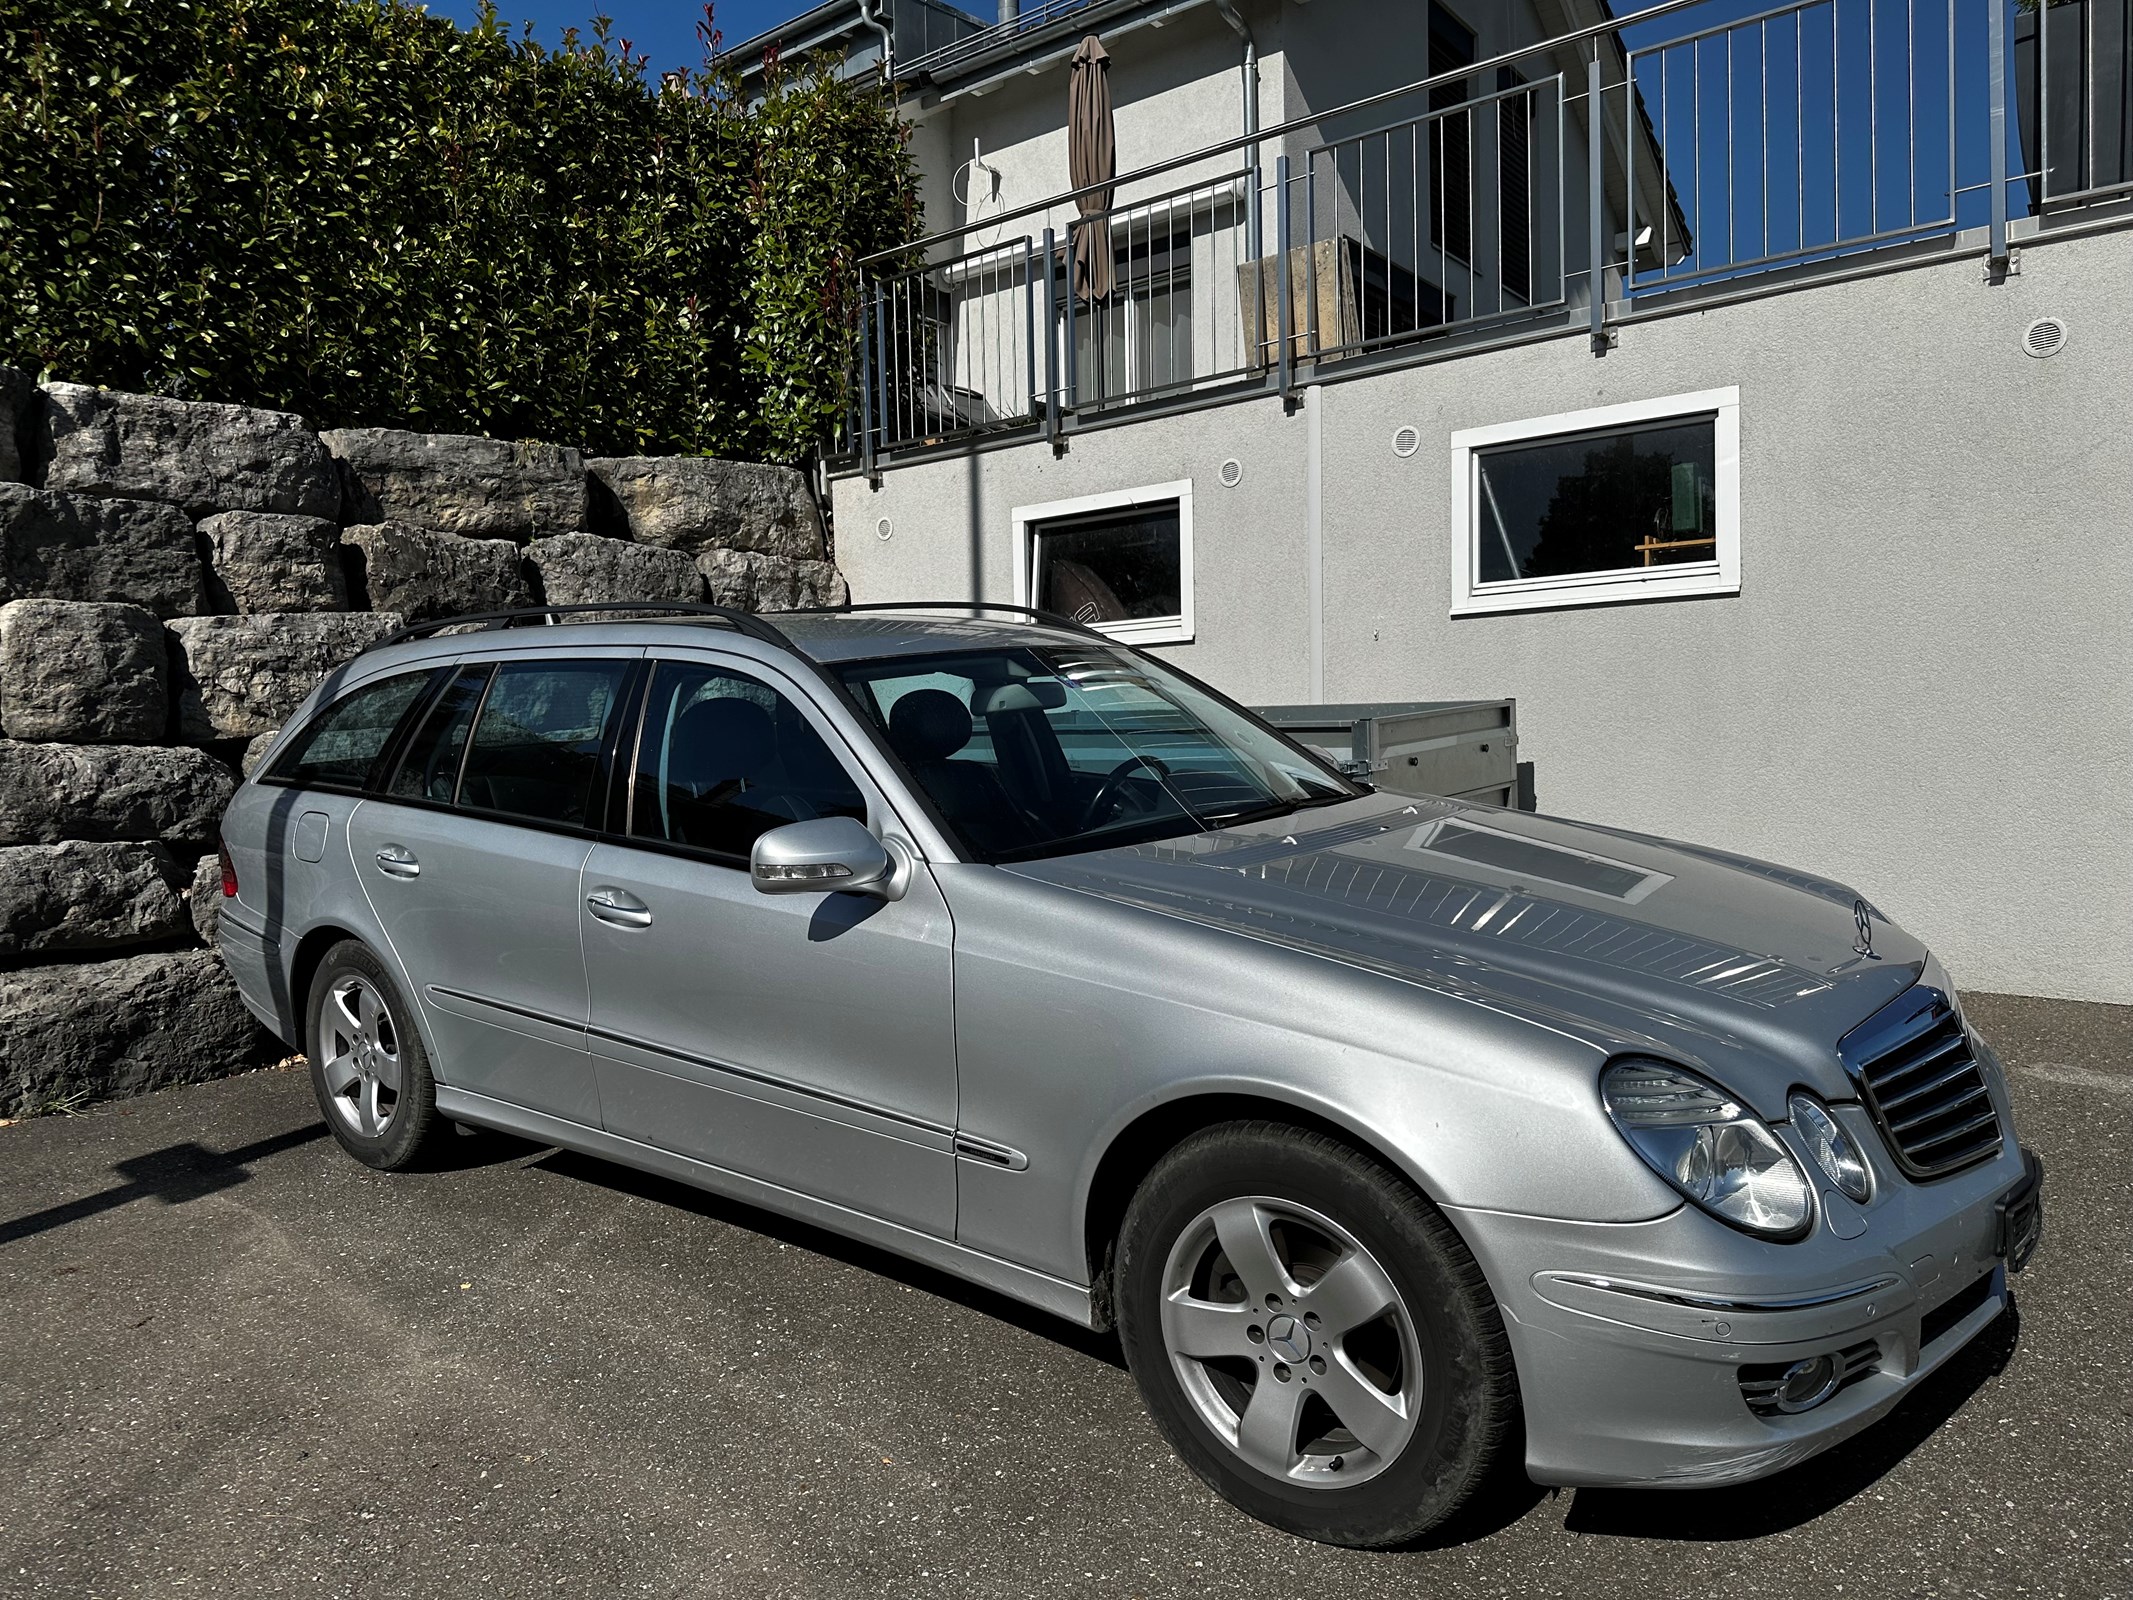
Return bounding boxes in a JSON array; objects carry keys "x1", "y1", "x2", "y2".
[
  {"x1": 1741, "y1": 1340, "x2": 1877, "y2": 1416},
  {"x1": 1773, "y1": 1354, "x2": 1840, "y2": 1414}
]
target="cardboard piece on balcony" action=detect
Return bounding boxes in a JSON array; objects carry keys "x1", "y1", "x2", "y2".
[
  {"x1": 1068, "y1": 34, "x2": 1114, "y2": 304},
  {"x1": 1237, "y1": 239, "x2": 1360, "y2": 367}
]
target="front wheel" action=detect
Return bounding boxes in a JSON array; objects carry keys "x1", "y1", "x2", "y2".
[
  {"x1": 1115, "y1": 1122, "x2": 1521, "y2": 1547},
  {"x1": 306, "y1": 940, "x2": 439, "y2": 1171}
]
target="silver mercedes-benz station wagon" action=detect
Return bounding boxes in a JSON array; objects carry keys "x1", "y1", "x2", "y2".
[{"x1": 216, "y1": 602, "x2": 2043, "y2": 1547}]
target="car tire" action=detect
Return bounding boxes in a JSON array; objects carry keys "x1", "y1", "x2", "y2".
[
  {"x1": 1116, "y1": 1121, "x2": 1520, "y2": 1548},
  {"x1": 305, "y1": 940, "x2": 440, "y2": 1172}
]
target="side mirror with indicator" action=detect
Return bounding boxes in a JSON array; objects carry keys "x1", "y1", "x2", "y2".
[{"x1": 749, "y1": 816, "x2": 903, "y2": 900}]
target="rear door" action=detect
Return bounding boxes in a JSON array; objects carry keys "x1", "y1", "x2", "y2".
[
  {"x1": 579, "y1": 651, "x2": 959, "y2": 1235},
  {"x1": 347, "y1": 649, "x2": 641, "y2": 1127}
]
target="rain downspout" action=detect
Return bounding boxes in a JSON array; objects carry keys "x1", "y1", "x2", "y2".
[
  {"x1": 1212, "y1": 0, "x2": 1260, "y2": 259},
  {"x1": 858, "y1": 0, "x2": 893, "y2": 80}
]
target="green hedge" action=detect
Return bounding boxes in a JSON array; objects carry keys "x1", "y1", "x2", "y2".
[{"x1": 0, "y1": 0, "x2": 919, "y2": 462}]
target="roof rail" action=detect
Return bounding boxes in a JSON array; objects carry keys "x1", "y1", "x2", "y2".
[
  {"x1": 365, "y1": 602, "x2": 795, "y2": 654},
  {"x1": 772, "y1": 599, "x2": 1107, "y2": 637},
  {"x1": 361, "y1": 598, "x2": 1106, "y2": 662}
]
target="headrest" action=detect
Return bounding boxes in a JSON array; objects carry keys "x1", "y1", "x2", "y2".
[
  {"x1": 672, "y1": 695, "x2": 775, "y2": 782},
  {"x1": 887, "y1": 688, "x2": 973, "y2": 763}
]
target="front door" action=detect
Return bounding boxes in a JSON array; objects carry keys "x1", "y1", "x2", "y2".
[
  {"x1": 348, "y1": 650, "x2": 640, "y2": 1127},
  {"x1": 580, "y1": 653, "x2": 958, "y2": 1236}
]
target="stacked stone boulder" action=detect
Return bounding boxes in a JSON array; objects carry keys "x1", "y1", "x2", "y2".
[{"x1": 0, "y1": 370, "x2": 846, "y2": 1117}]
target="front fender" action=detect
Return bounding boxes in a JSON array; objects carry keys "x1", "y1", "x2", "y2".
[{"x1": 938, "y1": 865, "x2": 1678, "y2": 1288}]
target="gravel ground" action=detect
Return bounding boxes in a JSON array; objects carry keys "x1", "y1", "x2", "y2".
[{"x1": 1, "y1": 992, "x2": 2127, "y2": 1600}]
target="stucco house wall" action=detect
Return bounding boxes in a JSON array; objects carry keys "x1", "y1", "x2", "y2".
[{"x1": 832, "y1": 225, "x2": 2133, "y2": 1004}]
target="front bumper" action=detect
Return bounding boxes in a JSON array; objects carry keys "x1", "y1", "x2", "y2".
[{"x1": 1450, "y1": 1142, "x2": 2044, "y2": 1489}]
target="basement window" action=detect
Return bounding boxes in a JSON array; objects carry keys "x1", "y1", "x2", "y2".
[
  {"x1": 1450, "y1": 388, "x2": 1740, "y2": 615},
  {"x1": 1013, "y1": 480, "x2": 1194, "y2": 645}
]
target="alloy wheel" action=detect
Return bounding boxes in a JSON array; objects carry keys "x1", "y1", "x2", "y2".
[
  {"x1": 317, "y1": 973, "x2": 404, "y2": 1139},
  {"x1": 1158, "y1": 1196, "x2": 1423, "y2": 1488}
]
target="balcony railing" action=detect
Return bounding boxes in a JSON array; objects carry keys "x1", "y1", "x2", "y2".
[
  {"x1": 900, "y1": 0, "x2": 1116, "y2": 79},
  {"x1": 852, "y1": 0, "x2": 2131, "y2": 467}
]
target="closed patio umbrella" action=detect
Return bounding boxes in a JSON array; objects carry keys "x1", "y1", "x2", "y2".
[{"x1": 1068, "y1": 34, "x2": 1114, "y2": 304}]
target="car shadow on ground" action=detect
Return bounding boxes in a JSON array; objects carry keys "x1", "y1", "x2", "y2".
[
  {"x1": 418, "y1": 1121, "x2": 567, "y2": 1174},
  {"x1": 498, "y1": 1139, "x2": 2023, "y2": 1552},
  {"x1": 527, "y1": 1145, "x2": 1130, "y2": 1369},
  {"x1": 1562, "y1": 1304, "x2": 2023, "y2": 1541},
  {"x1": 534, "y1": 1141, "x2": 1580, "y2": 1550}
]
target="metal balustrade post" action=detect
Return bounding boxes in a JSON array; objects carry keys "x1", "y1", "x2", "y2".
[
  {"x1": 1588, "y1": 48, "x2": 1607, "y2": 352},
  {"x1": 1275, "y1": 154, "x2": 1293, "y2": 405},
  {"x1": 1987, "y1": 0, "x2": 2010, "y2": 278},
  {"x1": 859, "y1": 277, "x2": 878, "y2": 485},
  {"x1": 1305, "y1": 155, "x2": 1320, "y2": 356},
  {"x1": 1063, "y1": 226, "x2": 1078, "y2": 422},
  {"x1": 1041, "y1": 227, "x2": 1061, "y2": 449},
  {"x1": 1022, "y1": 237, "x2": 1037, "y2": 424}
]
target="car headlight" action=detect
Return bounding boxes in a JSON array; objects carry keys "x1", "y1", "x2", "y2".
[
  {"x1": 1787, "y1": 1091, "x2": 1871, "y2": 1202},
  {"x1": 1601, "y1": 1059, "x2": 1814, "y2": 1239}
]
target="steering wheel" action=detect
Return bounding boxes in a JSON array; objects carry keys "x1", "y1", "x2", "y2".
[{"x1": 1078, "y1": 754, "x2": 1171, "y2": 830}]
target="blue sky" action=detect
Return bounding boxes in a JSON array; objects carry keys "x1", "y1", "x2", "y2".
[{"x1": 425, "y1": 0, "x2": 810, "y2": 71}]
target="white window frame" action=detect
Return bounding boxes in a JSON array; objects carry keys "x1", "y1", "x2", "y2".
[
  {"x1": 1012, "y1": 479, "x2": 1195, "y2": 646},
  {"x1": 1448, "y1": 387, "x2": 1741, "y2": 617}
]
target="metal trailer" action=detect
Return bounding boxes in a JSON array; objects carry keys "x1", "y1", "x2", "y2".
[{"x1": 1252, "y1": 700, "x2": 1530, "y2": 811}]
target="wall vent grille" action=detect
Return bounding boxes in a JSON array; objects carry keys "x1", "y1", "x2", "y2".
[{"x1": 2023, "y1": 317, "x2": 2068, "y2": 359}]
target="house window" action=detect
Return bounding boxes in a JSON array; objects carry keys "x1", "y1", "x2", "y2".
[
  {"x1": 1013, "y1": 480, "x2": 1194, "y2": 645},
  {"x1": 1428, "y1": 3, "x2": 1476, "y2": 265},
  {"x1": 1343, "y1": 237, "x2": 1432, "y2": 342},
  {"x1": 1449, "y1": 389, "x2": 1740, "y2": 616},
  {"x1": 1061, "y1": 229, "x2": 1194, "y2": 404}
]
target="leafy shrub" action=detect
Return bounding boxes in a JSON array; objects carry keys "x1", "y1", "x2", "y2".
[{"x1": 0, "y1": 0, "x2": 918, "y2": 463}]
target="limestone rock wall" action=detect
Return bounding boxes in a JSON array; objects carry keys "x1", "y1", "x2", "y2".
[{"x1": 0, "y1": 369, "x2": 845, "y2": 1117}]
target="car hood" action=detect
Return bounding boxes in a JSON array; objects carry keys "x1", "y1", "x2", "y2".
[{"x1": 1001, "y1": 794, "x2": 1928, "y2": 1103}]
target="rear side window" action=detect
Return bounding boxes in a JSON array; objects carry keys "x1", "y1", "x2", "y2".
[
  {"x1": 457, "y1": 660, "x2": 632, "y2": 827},
  {"x1": 268, "y1": 670, "x2": 434, "y2": 791},
  {"x1": 385, "y1": 666, "x2": 490, "y2": 803}
]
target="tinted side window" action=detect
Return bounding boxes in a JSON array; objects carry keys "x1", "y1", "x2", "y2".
[
  {"x1": 631, "y1": 662, "x2": 866, "y2": 860},
  {"x1": 269, "y1": 670, "x2": 434, "y2": 791},
  {"x1": 458, "y1": 661, "x2": 632, "y2": 827},
  {"x1": 385, "y1": 665, "x2": 491, "y2": 803}
]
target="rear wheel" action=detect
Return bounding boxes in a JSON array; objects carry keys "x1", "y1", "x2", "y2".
[
  {"x1": 1116, "y1": 1122, "x2": 1520, "y2": 1547},
  {"x1": 306, "y1": 940, "x2": 439, "y2": 1171}
]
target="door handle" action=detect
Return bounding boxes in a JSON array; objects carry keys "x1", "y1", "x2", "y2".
[
  {"x1": 585, "y1": 886, "x2": 653, "y2": 929},
  {"x1": 373, "y1": 845, "x2": 420, "y2": 879}
]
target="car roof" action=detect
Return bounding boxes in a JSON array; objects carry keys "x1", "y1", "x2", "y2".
[
  {"x1": 769, "y1": 609, "x2": 1100, "y2": 663},
  {"x1": 347, "y1": 605, "x2": 1105, "y2": 677}
]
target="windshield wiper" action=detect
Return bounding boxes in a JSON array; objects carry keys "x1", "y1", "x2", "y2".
[{"x1": 1196, "y1": 790, "x2": 1355, "y2": 830}]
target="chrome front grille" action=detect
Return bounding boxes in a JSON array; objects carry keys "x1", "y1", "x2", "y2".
[{"x1": 1838, "y1": 986, "x2": 2004, "y2": 1179}]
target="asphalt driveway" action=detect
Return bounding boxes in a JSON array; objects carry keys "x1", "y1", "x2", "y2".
[{"x1": 2, "y1": 993, "x2": 2128, "y2": 1600}]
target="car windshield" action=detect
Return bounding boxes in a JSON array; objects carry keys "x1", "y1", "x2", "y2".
[{"x1": 835, "y1": 643, "x2": 1362, "y2": 862}]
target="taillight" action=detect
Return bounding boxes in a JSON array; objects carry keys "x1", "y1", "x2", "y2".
[{"x1": 218, "y1": 840, "x2": 238, "y2": 899}]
